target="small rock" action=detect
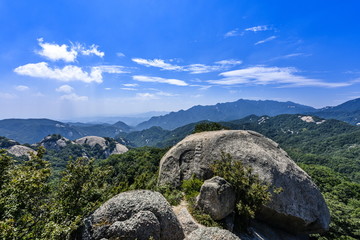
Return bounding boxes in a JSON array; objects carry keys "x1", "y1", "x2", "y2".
[
  {"x1": 196, "y1": 176, "x2": 236, "y2": 220},
  {"x1": 186, "y1": 227, "x2": 241, "y2": 240}
]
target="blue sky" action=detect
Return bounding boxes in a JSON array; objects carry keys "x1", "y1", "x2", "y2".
[{"x1": 1, "y1": 0, "x2": 360, "y2": 120}]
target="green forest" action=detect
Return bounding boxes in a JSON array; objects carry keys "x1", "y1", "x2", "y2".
[{"x1": 0, "y1": 118, "x2": 359, "y2": 239}]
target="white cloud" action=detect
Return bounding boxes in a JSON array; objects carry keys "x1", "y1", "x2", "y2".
[
  {"x1": 15, "y1": 85, "x2": 29, "y2": 91},
  {"x1": 208, "y1": 66, "x2": 352, "y2": 88},
  {"x1": 132, "y1": 58, "x2": 183, "y2": 71},
  {"x1": 0, "y1": 92, "x2": 17, "y2": 99},
  {"x1": 136, "y1": 93, "x2": 159, "y2": 100},
  {"x1": 255, "y1": 36, "x2": 277, "y2": 45},
  {"x1": 104, "y1": 88, "x2": 112, "y2": 90},
  {"x1": 121, "y1": 88, "x2": 137, "y2": 91},
  {"x1": 215, "y1": 60, "x2": 242, "y2": 65},
  {"x1": 14, "y1": 62, "x2": 103, "y2": 83},
  {"x1": 224, "y1": 29, "x2": 242, "y2": 38},
  {"x1": 270, "y1": 53, "x2": 311, "y2": 61},
  {"x1": 14, "y1": 62, "x2": 127, "y2": 83},
  {"x1": 133, "y1": 75, "x2": 188, "y2": 86},
  {"x1": 117, "y1": 52, "x2": 125, "y2": 57},
  {"x1": 198, "y1": 85, "x2": 212, "y2": 90},
  {"x1": 56, "y1": 85, "x2": 73, "y2": 93},
  {"x1": 155, "y1": 91, "x2": 178, "y2": 97},
  {"x1": 245, "y1": 25, "x2": 271, "y2": 32},
  {"x1": 60, "y1": 93, "x2": 88, "y2": 101},
  {"x1": 132, "y1": 58, "x2": 242, "y2": 74},
  {"x1": 94, "y1": 65, "x2": 128, "y2": 74},
  {"x1": 123, "y1": 83, "x2": 139, "y2": 87},
  {"x1": 80, "y1": 44, "x2": 104, "y2": 57},
  {"x1": 36, "y1": 38, "x2": 105, "y2": 62},
  {"x1": 186, "y1": 64, "x2": 223, "y2": 74},
  {"x1": 36, "y1": 38, "x2": 78, "y2": 62}
]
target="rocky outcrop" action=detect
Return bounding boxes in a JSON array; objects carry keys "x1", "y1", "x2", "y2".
[
  {"x1": 110, "y1": 141, "x2": 129, "y2": 155},
  {"x1": 81, "y1": 190, "x2": 184, "y2": 240},
  {"x1": 172, "y1": 200, "x2": 201, "y2": 236},
  {"x1": 7, "y1": 145, "x2": 35, "y2": 157},
  {"x1": 75, "y1": 136, "x2": 128, "y2": 157},
  {"x1": 186, "y1": 227, "x2": 241, "y2": 240},
  {"x1": 196, "y1": 176, "x2": 236, "y2": 220},
  {"x1": 39, "y1": 135, "x2": 73, "y2": 151},
  {"x1": 158, "y1": 130, "x2": 330, "y2": 234},
  {"x1": 239, "y1": 220, "x2": 309, "y2": 240},
  {"x1": 105, "y1": 211, "x2": 161, "y2": 240}
]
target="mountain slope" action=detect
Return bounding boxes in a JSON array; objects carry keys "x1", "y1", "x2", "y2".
[
  {"x1": 0, "y1": 119, "x2": 132, "y2": 144},
  {"x1": 312, "y1": 98, "x2": 360, "y2": 125},
  {"x1": 0, "y1": 119, "x2": 83, "y2": 144},
  {"x1": 136, "y1": 99, "x2": 316, "y2": 130}
]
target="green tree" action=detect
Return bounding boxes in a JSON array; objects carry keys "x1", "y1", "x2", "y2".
[
  {"x1": 43, "y1": 157, "x2": 112, "y2": 240},
  {"x1": 0, "y1": 147, "x2": 51, "y2": 239},
  {"x1": 211, "y1": 153, "x2": 274, "y2": 230},
  {"x1": 193, "y1": 122, "x2": 229, "y2": 133}
]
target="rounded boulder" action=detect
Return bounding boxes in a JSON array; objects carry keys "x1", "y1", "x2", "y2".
[
  {"x1": 82, "y1": 190, "x2": 184, "y2": 240},
  {"x1": 158, "y1": 130, "x2": 330, "y2": 234}
]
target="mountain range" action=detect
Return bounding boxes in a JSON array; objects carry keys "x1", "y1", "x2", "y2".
[
  {"x1": 0, "y1": 98, "x2": 359, "y2": 144},
  {"x1": 0, "y1": 118, "x2": 130, "y2": 144}
]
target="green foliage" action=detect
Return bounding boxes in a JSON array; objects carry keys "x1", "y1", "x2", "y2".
[
  {"x1": 187, "y1": 203, "x2": 221, "y2": 228},
  {"x1": 0, "y1": 147, "x2": 52, "y2": 239},
  {"x1": 180, "y1": 176, "x2": 220, "y2": 227},
  {"x1": 156, "y1": 185, "x2": 183, "y2": 206},
  {"x1": 193, "y1": 122, "x2": 229, "y2": 134},
  {"x1": 181, "y1": 176, "x2": 204, "y2": 201},
  {"x1": 0, "y1": 149, "x2": 13, "y2": 189},
  {"x1": 211, "y1": 153, "x2": 273, "y2": 229},
  {"x1": 300, "y1": 164, "x2": 360, "y2": 240},
  {"x1": 43, "y1": 157, "x2": 113, "y2": 239},
  {"x1": 100, "y1": 147, "x2": 167, "y2": 188}
]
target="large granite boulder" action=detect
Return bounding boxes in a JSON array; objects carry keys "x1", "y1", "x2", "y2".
[
  {"x1": 75, "y1": 136, "x2": 128, "y2": 157},
  {"x1": 197, "y1": 176, "x2": 236, "y2": 220},
  {"x1": 186, "y1": 227, "x2": 241, "y2": 240},
  {"x1": 7, "y1": 145, "x2": 36, "y2": 157},
  {"x1": 158, "y1": 130, "x2": 330, "y2": 234},
  {"x1": 39, "y1": 135, "x2": 73, "y2": 151},
  {"x1": 81, "y1": 190, "x2": 184, "y2": 240}
]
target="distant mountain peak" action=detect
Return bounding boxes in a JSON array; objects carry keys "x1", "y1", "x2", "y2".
[{"x1": 136, "y1": 99, "x2": 316, "y2": 130}]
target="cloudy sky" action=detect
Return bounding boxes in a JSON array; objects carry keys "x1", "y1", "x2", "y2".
[{"x1": 1, "y1": 0, "x2": 360, "y2": 120}]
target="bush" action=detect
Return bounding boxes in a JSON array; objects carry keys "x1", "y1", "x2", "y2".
[
  {"x1": 181, "y1": 176, "x2": 203, "y2": 201},
  {"x1": 193, "y1": 122, "x2": 229, "y2": 133},
  {"x1": 211, "y1": 152, "x2": 276, "y2": 230}
]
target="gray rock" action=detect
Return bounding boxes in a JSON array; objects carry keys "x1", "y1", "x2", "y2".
[
  {"x1": 75, "y1": 136, "x2": 128, "y2": 157},
  {"x1": 186, "y1": 227, "x2": 241, "y2": 240},
  {"x1": 172, "y1": 201, "x2": 200, "y2": 236},
  {"x1": 238, "y1": 220, "x2": 309, "y2": 240},
  {"x1": 75, "y1": 136, "x2": 109, "y2": 149},
  {"x1": 40, "y1": 135, "x2": 73, "y2": 151},
  {"x1": 111, "y1": 142, "x2": 129, "y2": 155},
  {"x1": 158, "y1": 130, "x2": 330, "y2": 234},
  {"x1": 7, "y1": 145, "x2": 36, "y2": 157},
  {"x1": 82, "y1": 190, "x2": 184, "y2": 240},
  {"x1": 105, "y1": 211, "x2": 160, "y2": 240},
  {"x1": 197, "y1": 176, "x2": 236, "y2": 220}
]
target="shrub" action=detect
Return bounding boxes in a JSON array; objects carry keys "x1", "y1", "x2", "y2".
[
  {"x1": 211, "y1": 152, "x2": 277, "y2": 230},
  {"x1": 193, "y1": 122, "x2": 229, "y2": 133},
  {"x1": 181, "y1": 176, "x2": 204, "y2": 201}
]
